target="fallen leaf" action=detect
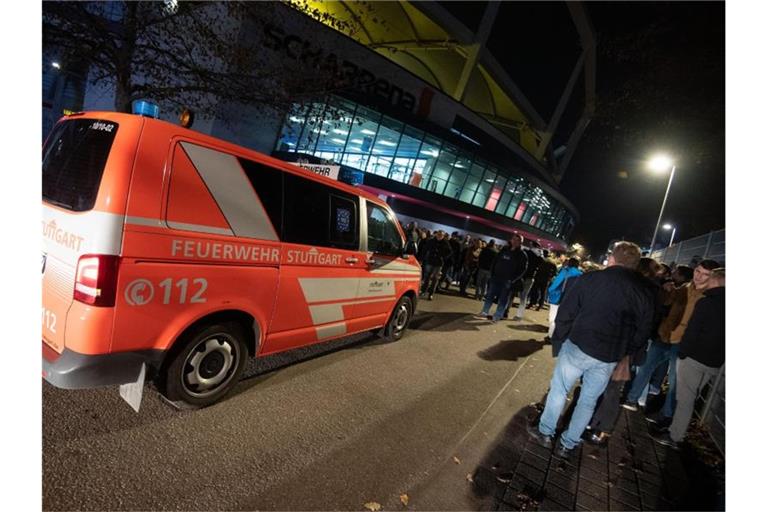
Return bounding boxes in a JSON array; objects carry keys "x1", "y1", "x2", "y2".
[
  {"x1": 466, "y1": 473, "x2": 474, "y2": 482},
  {"x1": 363, "y1": 502, "x2": 381, "y2": 511},
  {"x1": 452, "y1": 456, "x2": 461, "y2": 464},
  {"x1": 399, "y1": 494, "x2": 409, "y2": 506}
]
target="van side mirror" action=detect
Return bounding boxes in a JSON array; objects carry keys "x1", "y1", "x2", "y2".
[{"x1": 404, "y1": 240, "x2": 417, "y2": 256}]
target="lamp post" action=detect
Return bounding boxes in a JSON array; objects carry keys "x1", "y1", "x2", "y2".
[
  {"x1": 662, "y1": 223, "x2": 677, "y2": 248},
  {"x1": 648, "y1": 155, "x2": 676, "y2": 253}
]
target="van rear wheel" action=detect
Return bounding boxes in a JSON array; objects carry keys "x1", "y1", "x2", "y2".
[
  {"x1": 161, "y1": 321, "x2": 248, "y2": 408},
  {"x1": 381, "y1": 295, "x2": 413, "y2": 341}
]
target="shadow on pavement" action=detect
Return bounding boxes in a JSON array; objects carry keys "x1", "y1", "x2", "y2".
[
  {"x1": 507, "y1": 323, "x2": 549, "y2": 333},
  {"x1": 410, "y1": 311, "x2": 476, "y2": 331},
  {"x1": 477, "y1": 339, "x2": 546, "y2": 362}
]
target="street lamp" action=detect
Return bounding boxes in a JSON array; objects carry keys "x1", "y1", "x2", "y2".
[
  {"x1": 662, "y1": 223, "x2": 677, "y2": 247},
  {"x1": 648, "y1": 154, "x2": 676, "y2": 252}
]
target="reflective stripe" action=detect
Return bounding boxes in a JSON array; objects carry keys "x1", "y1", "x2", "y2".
[
  {"x1": 42, "y1": 205, "x2": 123, "y2": 260},
  {"x1": 298, "y1": 278, "x2": 360, "y2": 303},
  {"x1": 308, "y1": 297, "x2": 393, "y2": 325},
  {"x1": 166, "y1": 221, "x2": 234, "y2": 236},
  {"x1": 316, "y1": 322, "x2": 347, "y2": 340},
  {"x1": 180, "y1": 142, "x2": 278, "y2": 241}
]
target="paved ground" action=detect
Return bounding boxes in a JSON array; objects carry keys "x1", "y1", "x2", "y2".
[{"x1": 43, "y1": 287, "x2": 724, "y2": 510}]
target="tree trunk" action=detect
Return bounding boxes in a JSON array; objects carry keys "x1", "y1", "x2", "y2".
[{"x1": 114, "y1": 1, "x2": 139, "y2": 112}]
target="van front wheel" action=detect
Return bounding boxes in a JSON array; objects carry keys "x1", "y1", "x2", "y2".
[
  {"x1": 161, "y1": 321, "x2": 248, "y2": 408},
  {"x1": 382, "y1": 295, "x2": 413, "y2": 341}
]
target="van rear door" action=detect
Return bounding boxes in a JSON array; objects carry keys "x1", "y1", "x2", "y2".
[{"x1": 42, "y1": 115, "x2": 139, "y2": 353}]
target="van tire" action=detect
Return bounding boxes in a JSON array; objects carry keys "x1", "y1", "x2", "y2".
[
  {"x1": 161, "y1": 321, "x2": 248, "y2": 408},
  {"x1": 381, "y1": 295, "x2": 413, "y2": 342}
]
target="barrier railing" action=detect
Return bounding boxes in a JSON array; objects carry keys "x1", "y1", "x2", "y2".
[
  {"x1": 694, "y1": 364, "x2": 725, "y2": 455},
  {"x1": 650, "y1": 228, "x2": 725, "y2": 267}
]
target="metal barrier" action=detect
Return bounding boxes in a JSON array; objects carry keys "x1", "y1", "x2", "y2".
[
  {"x1": 651, "y1": 228, "x2": 725, "y2": 267},
  {"x1": 694, "y1": 365, "x2": 726, "y2": 455}
]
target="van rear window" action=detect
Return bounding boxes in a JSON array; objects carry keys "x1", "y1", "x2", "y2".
[{"x1": 42, "y1": 119, "x2": 118, "y2": 211}]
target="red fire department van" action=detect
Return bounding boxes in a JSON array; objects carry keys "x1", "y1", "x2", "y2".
[{"x1": 42, "y1": 110, "x2": 421, "y2": 408}]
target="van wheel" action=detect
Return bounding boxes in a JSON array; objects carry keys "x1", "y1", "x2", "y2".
[
  {"x1": 161, "y1": 321, "x2": 248, "y2": 408},
  {"x1": 381, "y1": 295, "x2": 413, "y2": 341}
]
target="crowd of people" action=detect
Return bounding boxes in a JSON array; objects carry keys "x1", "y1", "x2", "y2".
[{"x1": 404, "y1": 223, "x2": 725, "y2": 456}]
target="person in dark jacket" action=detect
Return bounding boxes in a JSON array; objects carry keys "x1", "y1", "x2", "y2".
[
  {"x1": 509, "y1": 242, "x2": 543, "y2": 320},
  {"x1": 586, "y1": 257, "x2": 664, "y2": 446},
  {"x1": 528, "y1": 242, "x2": 655, "y2": 458},
  {"x1": 419, "y1": 231, "x2": 452, "y2": 300},
  {"x1": 653, "y1": 268, "x2": 725, "y2": 449},
  {"x1": 474, "y1": 240, "x2": 497, "y2": 300},
  {"x1": 530, "y1": 251, "x2": 557, "y2": 310},
  {"x1": 474, "y1": 234, "x2": 528, "y2": 322}
]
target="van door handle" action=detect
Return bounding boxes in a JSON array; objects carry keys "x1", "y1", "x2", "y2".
[{"x1": 345, "y1": 257, "x2": 359, "y2": 264}]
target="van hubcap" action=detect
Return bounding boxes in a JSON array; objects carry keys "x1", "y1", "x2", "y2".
[
  {"x1": 183, "y1": 335, "x2": 238, "y2": 397},
  {"x1": 393, "y1": 302, "x2": 410, "y2": 332}
]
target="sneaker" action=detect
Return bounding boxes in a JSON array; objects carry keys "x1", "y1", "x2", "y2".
[
  {"x1": 651, "y1": 431, "x2": 679, "y2": 450},
  {"x1": 648, "y1": 386, "x2": 661, "y2": 396},
  {"x1": 512, "y1": 316, "x2": 523, "y2": 321},
  {"x1": 554, "y1": 442, "x2": 574, "y2": 459},
  {"x1": 428, "y1": 294, "x2": 434, "y2": 301},
  {"x1": 585, "y1": 431, "x2": 609, "y2": 447},
  {"x1": 526, "y1": 423, "x2": 553, "y2": 449},
  {"x1": 474, "y1": 313, "x2": 488, "y2": 319},
  {"x1": 620, "y1": 401, "x2": 639, "y2": 412},
  {"x1": 645, "y1": 413, "x2": 672, "y2": 428}
]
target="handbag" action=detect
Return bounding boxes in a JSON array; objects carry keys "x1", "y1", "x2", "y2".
[{"x1": 611, "y1": 355, "x2": 631, "y2": 381}]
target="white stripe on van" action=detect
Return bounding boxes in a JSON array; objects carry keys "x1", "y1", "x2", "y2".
[
  {"x1": 316, "y1": 322, "x2": 347, "y2": 340},
  {"x1": 180, "y1": 142, "x2": 279, "y2": 241},
  {"x1": 166, "y1": 221, "x2": 234, "y2": 236},
  {"x1": 42, "y1": 205, "x2": 123, "y2": 260}
]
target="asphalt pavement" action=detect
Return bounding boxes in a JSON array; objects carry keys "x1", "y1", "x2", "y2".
[{"x1": 43, "y1": 288, "x2": 724, "y2": 511}]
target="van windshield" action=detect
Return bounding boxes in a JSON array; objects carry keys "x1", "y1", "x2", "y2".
[{"x1": 42, "y1": 119, "x2": 119, "y2": 211}]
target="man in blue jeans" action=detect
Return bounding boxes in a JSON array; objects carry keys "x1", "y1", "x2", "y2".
[
  {"x1": 528, "y1": 242, "x2": 654, "y2": 458},
  {"x1": 474, "y1": 234, "x2": 527, "y2": 322},
  {"x1": 621, "y1": 260, "x2": 719, "y2": 424}
]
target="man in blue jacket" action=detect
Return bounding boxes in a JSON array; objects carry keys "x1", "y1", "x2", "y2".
[
  {"x1": 474, "y1": 234, "x2": 528, "y2": 323},
  {"x1": 546, "y1": 257, "x2": 583, "y2": 339},
  {"x1": 528, "y1": 242, "x2": 655, "y2": 458}
]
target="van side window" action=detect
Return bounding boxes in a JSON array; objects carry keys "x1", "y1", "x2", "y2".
[
  {"x1": 283, "y1": 173, "x2": 359, "y2": 251},
  {"x1": 330, "y1": 194, "x2": 358, "y2": 249},
  {"x1": 239, "y1": 158, "x2": 284, "y2": 236},
  {"x1": 366, "y1": 203, "x2": 403, "y2": 257}
]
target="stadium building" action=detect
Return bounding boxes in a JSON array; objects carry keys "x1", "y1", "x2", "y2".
[{"x1": 43, "y1": 1, "x2": 595, "y2": 250}]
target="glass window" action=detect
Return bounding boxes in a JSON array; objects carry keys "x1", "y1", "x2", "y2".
[
  {"x1": 445, "y1": 152, "x2": 472, "y2": 200},
  {"x1": 276, "y1": 103, "x2": 308, "y2": 152},
  {"x1": 329, "y1": 193, "x2": 358, "y2": 250},
  {"x1": 390, "y1": 125, "x2": 424, "y2": 184},
  {"x1": 296, "y1": 102, "x2": 328, "y2": 154},
  {"x1": 314, "y1": 98, "x2": 355, "y2": 160},
  {"x1": 460, "y1": 159, "x2": 485, "y2": 204},
  {"x1": 366, "y1": 202, "x2": 404, "y2": 256},
  {"x1": 472, "y1": 166, "x2": 497, "y2": 208},
  {"x1": 368, "y1": 116, "x2": 402, "y2": 177},
  {"x1": 484, "y1": 176, "x2": 507, "y2": 212},
  {"x1": 427, "y1": 143, "x2": 458, "y2": 196},
  {"x1": 239, "y1": 158, "x2": 284, "y2": 236},
  {"x1": 413, "y1": 135, "x2": 441, "y2": 190},
  {"x1": 283, "y1": 173, "x2": 358, "y2": 250},
  {"x1": 42, "y1": 118, "x2": 118, "y2": 212}
]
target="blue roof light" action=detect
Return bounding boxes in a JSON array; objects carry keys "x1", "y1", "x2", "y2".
[{"x1": 132, "y1": 100, "x2": 160, "y2": 118}]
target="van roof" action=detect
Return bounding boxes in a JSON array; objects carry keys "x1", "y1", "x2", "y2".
[{"x1": 65, "y1": 111, "x2": 388, "y2": 208}]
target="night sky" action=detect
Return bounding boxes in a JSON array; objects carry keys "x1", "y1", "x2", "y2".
[{"x1": 439, "y1": 1, "x2": 725, "y2": 256}]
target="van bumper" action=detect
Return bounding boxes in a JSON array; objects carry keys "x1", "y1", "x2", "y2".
[{"x1": 42, "y1": 343, "x2": 165, "y2": 389}]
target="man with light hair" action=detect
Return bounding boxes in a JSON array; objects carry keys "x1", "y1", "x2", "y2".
[
  {"x1": 528, "y1": 242, "x2": 655, "y2": 458},
  {"x1": 653, "y1": 268, "x2": 725, "y2": 449}
]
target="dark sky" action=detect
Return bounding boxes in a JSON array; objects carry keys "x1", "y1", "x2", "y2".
[{"x1": 438, "y1": 1, "x2": 725, "y2": 256}]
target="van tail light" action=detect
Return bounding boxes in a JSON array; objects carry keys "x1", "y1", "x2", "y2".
[{"x1": 74, "y1": 255, "x2": 120, "y2": 307}]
